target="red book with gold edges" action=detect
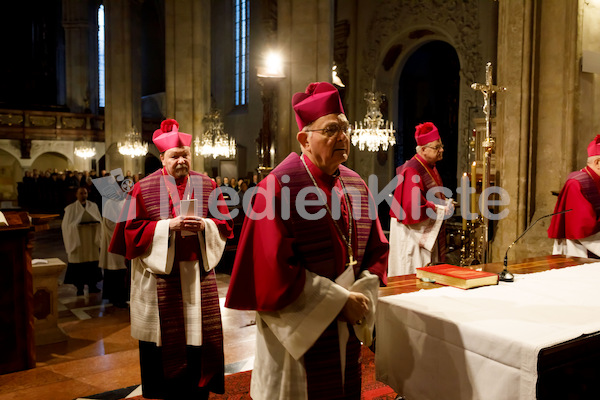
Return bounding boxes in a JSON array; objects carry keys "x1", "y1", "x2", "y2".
[{"x1": 416, "y1": 264, "x2": 499, "y2": 289}]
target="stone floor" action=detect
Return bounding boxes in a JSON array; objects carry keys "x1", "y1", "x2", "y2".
[{"x1": 0, "y1": 220, "x2": 257, "y2": 400}]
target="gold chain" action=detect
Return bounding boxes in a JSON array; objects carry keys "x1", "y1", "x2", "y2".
[{"x1": 301, "y1": 156, "x2": 356, "y2": 265}]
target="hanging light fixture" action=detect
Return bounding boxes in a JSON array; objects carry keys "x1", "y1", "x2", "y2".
[
  {"x1": 74, "y1": 140, "x2": 96, "y2": 159},
  {"x1": 351, "y1": 90, "x2": 396, "y2": 152},
  {"x1": 194, "y1": 109, "x2": 236, "y2": 159},
  {"x1": 118, "y1": 129, "x2": 148, "y2": 158}
]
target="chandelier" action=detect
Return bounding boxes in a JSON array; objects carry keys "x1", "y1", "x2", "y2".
[
  {"x1": 194, "y1": 109, "x2": 236, "y2": 159},
  {"x1": 74, "y1": 141, "x2": 96, "y2": 159},
  {"x1": 118, "y1": 130, "x2": 148, "y2": 158},
  {"x1": 351, "y1": 91, "x2": 396, "y2": 152}
]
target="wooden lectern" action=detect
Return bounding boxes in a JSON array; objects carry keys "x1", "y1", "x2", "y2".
[{"x1": 0, "y1": 211, "x2": 35, "y2": 374}]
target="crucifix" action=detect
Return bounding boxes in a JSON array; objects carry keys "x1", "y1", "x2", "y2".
[
  {"x1": 471, "y1": 62, "x2": 506, "y2": 147},
  {"x1": 470, "y1": 62, "x2": 506, "y2": 264}
]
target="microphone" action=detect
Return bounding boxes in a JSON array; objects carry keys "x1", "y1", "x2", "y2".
[{"x1": 500, "y1": 209, "x2": 573, "y2": 282}]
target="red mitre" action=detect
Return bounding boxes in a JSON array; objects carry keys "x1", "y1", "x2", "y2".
[
  {"x1": 415, "y1": 122, "x2": 440, "y2": 146},
  {"x1": 587, "y1": 134, "x2": 600, "y2": 157},
  {"x1": 292, "y1": 82, "x2": 344, "y2": 131},
  {"x1": 152, "y1": 119, "x2": 192, "y2": 153}
]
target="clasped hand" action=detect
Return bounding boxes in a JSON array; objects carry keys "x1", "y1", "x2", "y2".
[
  {"x1": 340, "y1": 291, "x2": 369, "y2": 325},
  {"x1": 169, "y1": 215, "x2": 205, "y2": 232}
]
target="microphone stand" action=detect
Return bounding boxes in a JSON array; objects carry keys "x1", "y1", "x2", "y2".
[{"x1": 500, "y1": 209, "x2": 572, "y2": 282}]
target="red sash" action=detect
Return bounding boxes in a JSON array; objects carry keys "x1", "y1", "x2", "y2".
[
  {"x1": 396, "y1": 155, "x2": 444, "y2": 196},
  {"x1": 549, "y1": 168, "x2": 600, "y2": 240},
  {"x1": 140, "y1": 170, "x2": 224, "y2": 392},
  {"x1": 569, "y1": 170, "x2": 600, "y2": 217},
  {"x1": 272, "y1": 153, "x2": 372, "y2": 279}
]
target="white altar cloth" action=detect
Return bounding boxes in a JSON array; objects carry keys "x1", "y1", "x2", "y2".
[{"x1": 375, "y1": 263, "x2": 600, "y2": 400}]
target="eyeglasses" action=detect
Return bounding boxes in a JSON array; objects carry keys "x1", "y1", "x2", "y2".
[
  {"x1": 423, "y1": 144, "x2": 444, "y2": 151},
  {"x1": 306, "y1": 123, "x2": 349, "y2": 138}
]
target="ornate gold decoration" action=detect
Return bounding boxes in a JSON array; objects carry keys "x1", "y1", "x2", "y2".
[
  {"x1": 30, "y1": 116, "x2": 56, "y2": 127},
  {"x1": 0, "y1": 113, "x2": 24, "y2": 126},
  {"x1": 62, "y1": 117, "x2": 85, "y2": 129}
]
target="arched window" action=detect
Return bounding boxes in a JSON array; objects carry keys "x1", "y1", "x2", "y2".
[
  {"x1": 98, "y1": 4, "x2": 105, "y2": 108},
  {"x1": 234, "y1": 0, "x2": 249, "y2": 106}
]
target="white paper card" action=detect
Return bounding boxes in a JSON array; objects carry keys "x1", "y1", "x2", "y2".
[
  {"x1": 180, "y1": 199, "x2": 197, "y2": 216},
  {"x1": 180, "y1": 199, "x2": 197, "y2": 237}
]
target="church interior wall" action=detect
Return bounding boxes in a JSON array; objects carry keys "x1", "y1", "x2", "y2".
[
  {"x1": 513, "y1": 0, "x2": 580, "y2": 260},
  {"x1": 0, "y1": 149, "x2": 21, "y2": 202},
  {"x1": 31, "y1": 152, "x2": 71, "y2": 174},
  {"x1": 344, "y1": 0, "x2": 497, "y2": 195},
  {"x1": 580, "y1": 0, "x2": 600, "y2": 169},
  {"x1": 492, "y1": 0, "x2": 594, "y2": 262},
  {"x1": 211, "y1": 0, "x2": 264, "y2": 179},
  {"x1": 269, "y1": 0, "x2": 335, "y2": 168},
  {"x1": 2, "y1": 0, "x2": 599, "y2": 266}
]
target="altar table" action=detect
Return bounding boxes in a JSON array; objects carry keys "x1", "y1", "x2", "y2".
[{"x1": 376, "y1": 256, "x2": 600, "y2": 400}]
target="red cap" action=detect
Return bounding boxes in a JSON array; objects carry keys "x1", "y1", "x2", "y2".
[
  {"x1": 292, "y1": 82, "x2": 344, "y2": 131},
  {"x1": 152, "y1": 119, "x2": 192, "y2": 153},
  {"x1": 415, "y1": 122, "x2": 440, "y2": 146},
  {"x1": 588, "y1": 135, "x2": 600, "y2": 157}
]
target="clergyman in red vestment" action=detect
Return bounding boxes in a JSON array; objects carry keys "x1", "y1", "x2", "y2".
[
  {"x1": 548, "y1": 134, "x2": 600, "y2": 258},
  {"x1": 109, "y1": 119, "x2": 233, "y2": 399},
  {"x1": 387, "y1": 122, "x2": 454, "y2": 277},
  {"x1": 225, "y1": 82, "x2": 388, "y2": 399}
]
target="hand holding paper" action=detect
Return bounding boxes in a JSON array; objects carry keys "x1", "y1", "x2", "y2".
[{"x1": 180, "y1": 199, "x2": 199, "y2": 236}]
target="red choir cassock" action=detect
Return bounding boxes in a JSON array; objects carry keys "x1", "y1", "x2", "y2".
[
  {"x1": 226, "y1": 81, "x2": 388, "y2": 399},
  {"x1": 548, "y1": 135, "x2": 600, "y2": 241},
  {"x1": 548, "y1": 161, "x2": 600, "y2": 241},
  {"x1": 389, "y1": 122, "x2": 447, "y2": 264},
  {"x1": 390, "y1": 153, "x2": 444, "y2": 224},
  {"x1": 109, "y1": 119, "x2": 233, "y2": 398},
  {"x1": 226, "y1": 153, "x2": 388, "y2": 311},
  {"x1": 225, "y1": 153, "x2": 388, "y2": 397}
]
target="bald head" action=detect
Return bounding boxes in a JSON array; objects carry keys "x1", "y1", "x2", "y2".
[{"x1": 588, "y1": 155, "x2": 600, "y2": 176}]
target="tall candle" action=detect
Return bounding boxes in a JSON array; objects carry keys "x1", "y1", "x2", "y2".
[
  {"x1": 471, "y1": 162, "x2": 477, "y2": 215},
  {"x1": 461, "y1": 173, "x2": 468, "y2": 231}
]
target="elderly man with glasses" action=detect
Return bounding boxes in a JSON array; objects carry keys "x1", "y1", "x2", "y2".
[
  {"x1": 388, "y1": 121, "x2": 454, "y2": 276},
  {"x1": 226, "y1": 82, "x2": 388, "y2": 399}
]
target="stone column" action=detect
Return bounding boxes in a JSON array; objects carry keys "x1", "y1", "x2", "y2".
[
  {"x1": 103, "y1": 0, "x2": 143, "y2": 174},
  {"x1": 62, "y1": 0, "x2": 94, "y2": 113},
  {"x1": 164, "y1": 0, "x2": 211, "y2": 173},
  {"x1": 276, "y1": 0, "x2": 334, "y2": 162},
  {"x1": 493, "y1": 0, "x2": 535, "y2": 262},
  {"x1": 494, "y1": 0, "x2": 579, "y2": 261}
]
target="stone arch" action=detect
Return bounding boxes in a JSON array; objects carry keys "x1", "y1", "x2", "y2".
[
  {"x1": 360, "y1": 0, "x2": 486, "y2": 181},
  {"x1": 30, "y1": 141, "x2": 76, "y2": 167},
  {"x1": 31, "y1": 152, "x2": 71, "y2": 173},
  {"x1": 0, "y1": 148, "x2": 22, "y2": 202},
  {"x1": 394, "y1": 40, "x2": 461, "y2": 192}
]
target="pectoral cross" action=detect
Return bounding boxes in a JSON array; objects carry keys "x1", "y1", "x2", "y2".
[{"x1": 347, "y1": 247, "x2": 357, "y2": 267}]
